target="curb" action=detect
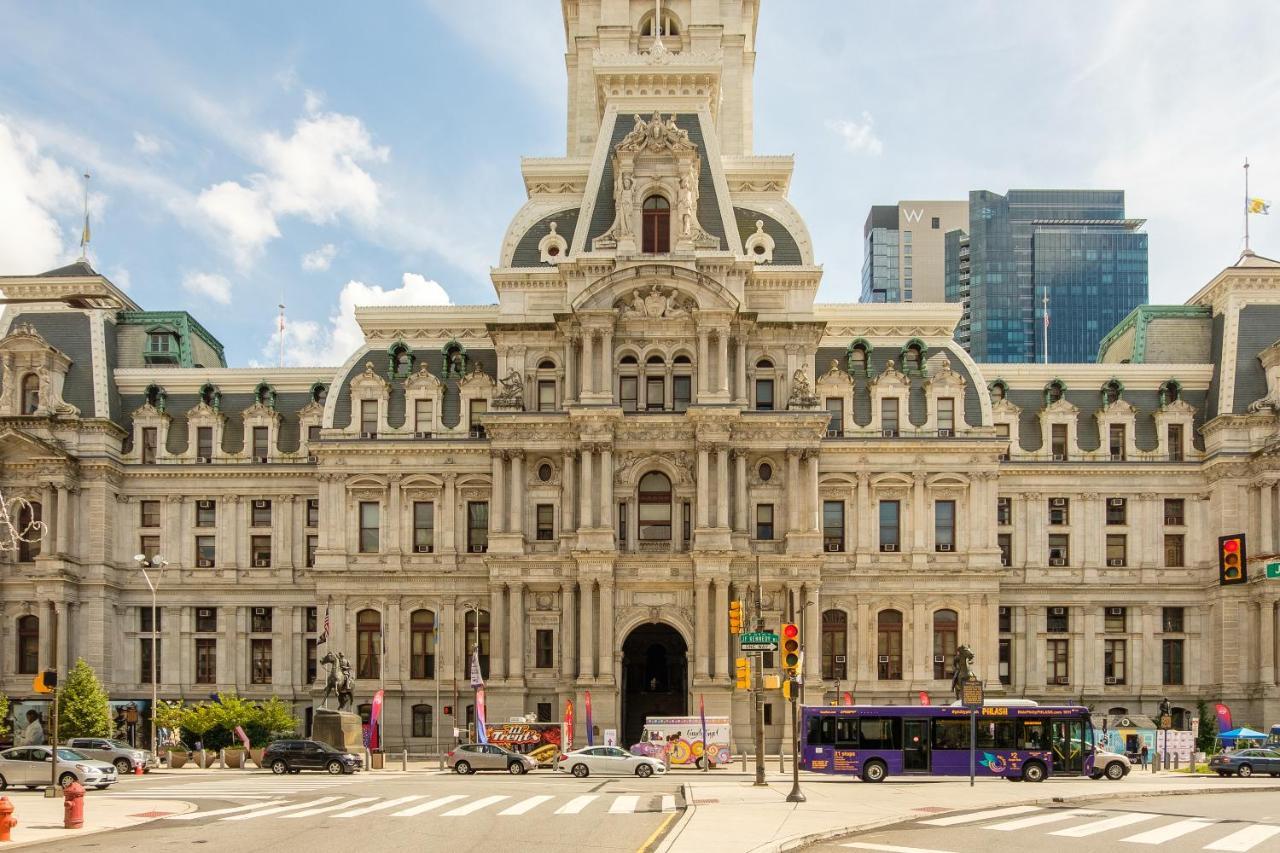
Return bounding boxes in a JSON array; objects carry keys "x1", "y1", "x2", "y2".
[
  {"x1": 1, "y1": 798, "x2": 197, "y2": 850},
  {"x1": 744, "y1": 781, "x2": 1280, "y2": 853},
  {"x1": 653, "y1": 782, "x2": 696, "y2": 853}
]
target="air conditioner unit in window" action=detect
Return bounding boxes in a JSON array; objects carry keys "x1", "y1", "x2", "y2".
[
  {"x1": 937, "y1": 429, "x2": 953, "y2": 437},
  {"x1": 1164, "y1": 517, "x2": 1180, "y2": 525},
  {"x1": 254, "y1": 500, "x2": 268, "y2": 509},
  {"x1": 1108, "y1": 559, "x2": 1125, "y2": 567},
  {"x1": 470, "y1": 545, "x2": 485, "y2": 553},
  {"x1": 878, "y1": 655, "x2": 890, "y2": 663},
  {"x1": 1052, "y1": 453, "x2": 1066, "y2": 461},
  {"x1": 415, "y1": 544, "x2": 433, "y2": 553},
  {"x1": 933, "y1": 655, "x2": 944, "y2": 663},
  {"x1": 1049, "y1": 558, "x2": 1066, "y2": 566},
  {"x1": 1051, "y1": 607, "x2": 1066, "y2": 616},
  {"x1": 882, "y1": 429, "x2": 897, "y2": 437},
  {"x1": 198, "y1": 609, "x2": 212, "y2": 617},
  {"x1": 835, "y1": 655, "x2": 847, "y2": 663},
  {"x1": 1051, "y1": 498, "x2": 1066, "y2": 507},
  {"x1": 999, "y1": 606, "x2": 1010, "y2": 616},
  {"x1": 1109, "y1": 607, "x2": 1124, "y2": 616},
  {"x1": 469, "y1": 428, "x2": 485, "y2": 439},
  {"x1": 362, "y1": 431, "x2": 377, "y2": 439},
  {"x1": 197, "y1": 559, "x2": 213, "y2": 568},
  {"x1": 998, "y1": 453, "x2": 1010, "y2": 461},
  {"x1": 253, "y1": 607, "x2": 266, "y2": 616},
  {"x1": 415, "y1": 432, "x2": 431, "y2": 439},
  {"x1": 826, "y1": 430, "x2": 841, "y2": 438},
  {"x1": 254, "y1": 559, "x2": 270, "y2": 567},
  {"x1": 1104, "y1": 676, "x2": 1117, "y2": 685},
  {"x1": 881, "y1": 543, "x2": 897, "y2": 552},
  {"x1": 307, "y1": 456, "x2": 318, "y2": 463},
  {"x1": 198, "y1": 500, "x2": 213, "y2": 509},
  {"x1": 826, "y1": 543, "x2": 841, "y2": 552},
  {"x1": 1109, "y1": 498, "x2": 1125, "y2": 507},
  {"x1": 196, "y1": 456, "x2": 211, "y2": 464},
  {"x1": 938, "y1": 543, "x2": 953, "y2": 552},
  {"x1": 1056, "y1": 676, "x2": 1070, "y2": 685}
]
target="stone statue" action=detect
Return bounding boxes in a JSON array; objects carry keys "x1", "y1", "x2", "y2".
[
  {"x1": 663, "y1": 114, "x2": 692, "y2": 148},
  {"x1": 320, "y1": 650, "x2": 355, "y2": 712},
  {"x1": 1158, "y1": 697, "x2": 1172, "y2": 725},
  {"x1": 788, "y1": 366, "x2": 819, "y2": 408},
  {"x1": 615, "y1": 172, "x2": 634, "y2": 239},
  {"x1": 677, "y1": 176, "x2": 695, "y2": 237},
  {"x1": 664, "y1": 289, "x2": 689, "y2": 319},
  {"x1": 493, "y1": 367, "x2": 525, "y2": 410},
  {"x1": 951, "y1": 644, "x2": 976, "y2": 700},
  {"x1": 622, "y1": 114, "x2": 647, "y2": 149}
]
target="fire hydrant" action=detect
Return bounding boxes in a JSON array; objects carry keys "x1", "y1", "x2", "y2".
[
  {"x1": 0, "y1": 796, "x2": 17, "y2": 842},
  {"x1": 63, "y1": 781, "x2": 85, "y2": 830}
]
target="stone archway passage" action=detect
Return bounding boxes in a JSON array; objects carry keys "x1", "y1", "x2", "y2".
[{"x1": 621, "y1": 622, "x2": 688, "y2": 748}]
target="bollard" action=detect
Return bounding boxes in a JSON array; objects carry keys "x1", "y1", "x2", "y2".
[
  {"x1": 0, "y1": 796, "x2": 17, "y2": 842},
  {"x1": 218, "y1": 748, "x2": 225, "y2": 769},
  {"x1": 1173, "y1": 754, "x2": 1180, "y2": 770},
  {"x1": 1151, "y1": 752, "x2": 1160, "y2": 773},
  {"x1": 741, "y1": 752, "x2": 747, "y2": 772},
  {"x1": 364, "y1": 749, "x2": 371, "y2": 771},
  {"x1": 438, "y1": 752, "x2": 445, "y2": 771},
  {"x1": 402, "y1": 749, "x2": 408, "y2": 772},
  {"x1": 63, "y1": 781, "x2": 86, "y2": 829},
  {"x1": 778, "y1": 749, "x2": 784, "y2": 773}
]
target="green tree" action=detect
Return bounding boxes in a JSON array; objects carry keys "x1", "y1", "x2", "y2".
[
  {"x1": 1196, "y1": 699, "x2": 1217, "y2": 754},
  {"x1": 212, "y1": 693, "x2": 256, "y2": 747},
  {"x1": 58, "y1": 658, "x2": 113, "y2": 739},
  {"x1": 254, "y1": 697, "x2": 301, "y2": 743},
  {"x1": 154, "y1": 699, "x2": 185, "y2": 747},
  {"x1": 181, "y1": 702, "x2": 221, "y2": 749},
  {"x1": 0, "y1": 692, "x2": 9, "y2": 740}
]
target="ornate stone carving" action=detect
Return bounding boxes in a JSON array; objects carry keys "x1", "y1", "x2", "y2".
[
  {"x1": 618, "y1": 112, "x2": 695, "y2": 153},
  {"x1": 788, "y1": 367, "x2": 820, "y2": 409},
  {"x1": 617, "y1": 284, "x2": 693, "y2": 320},
  {"x1": 743, "y1": 219, "x2": 775, "y2": 263},
  {"x1": 492, "y1": 368, "x2": 525, "y2": 410}
]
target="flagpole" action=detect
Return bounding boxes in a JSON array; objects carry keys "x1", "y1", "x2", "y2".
[
  {"x1": 1042, "y1": 289, "x2": 1049, "y2": 364},
  {"x1": 80, "y1": 172, "x2": 91, "y2": 260},
  {"x1": 1244, "y1": 157, "x2": 1251, "y2": 253}
]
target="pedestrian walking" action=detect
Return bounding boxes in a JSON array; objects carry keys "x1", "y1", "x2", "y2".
[{"x1": 1140, "y1": 744, "x2": 1149, "y2": 768}]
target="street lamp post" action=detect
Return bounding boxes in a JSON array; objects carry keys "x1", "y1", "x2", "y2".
[{"x1": 134, "y1": 554, "x2": 168, "y2": 757}]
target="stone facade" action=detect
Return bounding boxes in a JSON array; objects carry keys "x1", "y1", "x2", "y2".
[{"x1": 1, "y1": 1, "x2": 1278, "y2": 750}]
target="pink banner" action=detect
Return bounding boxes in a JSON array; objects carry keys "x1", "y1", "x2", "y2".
[
  {"x1": 585, "y1": 691, "x2": 594, "y2": 746},
  {"x1": 1215, "y1": 702, "x2": 1233, "y2": 733},
  {"x1": 475, "y1": 688, "x2": 488, "y2": 744},
  {"x1": 841, "y1": 691, "x2": 853, "y2": 706},
  {"x1": 369, "y1": 689, "x2": 384, "y2": 750},
  {"x1": 564, "y1": 700, "x2": 574, "y2": 752},
  {"x1": 233, "y1": 725, "x2": 251, "y2": 751},
  {"x1": 918, "y1": 691, "x2": 930, "y2": 706}
]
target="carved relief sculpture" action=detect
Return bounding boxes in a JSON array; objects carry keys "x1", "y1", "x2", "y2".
[
  {"x1": 788, "y1": 366, "x2": 820, "y2": 409},
  {"x1": 492, "y1": 368, "x2": 526, "y2": 411}
]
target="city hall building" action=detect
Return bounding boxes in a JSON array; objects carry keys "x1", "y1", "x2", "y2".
[{"x1": 2, "y1": 1, "x2": 1279, "y2": 751}]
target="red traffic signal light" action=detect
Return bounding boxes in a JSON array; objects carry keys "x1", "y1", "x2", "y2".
[
  {"x1": 782, "y1": 623, "x2": 799, "y2": 639},
  {"x1": 780, "y1": 622, "x2": 801, "y2": 679},
  {"x1": 1218, "y1": 534, "x2": 1247, "y2": 585}
]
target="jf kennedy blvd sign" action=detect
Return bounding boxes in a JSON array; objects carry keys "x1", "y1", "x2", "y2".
[{"x1": 740, "y1": 631, "x2": 779, "y2": 652}]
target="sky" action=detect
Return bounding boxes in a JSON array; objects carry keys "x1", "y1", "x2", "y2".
[{"x1": 2, "y1": 0, "x2": 1279, "y2": 368}]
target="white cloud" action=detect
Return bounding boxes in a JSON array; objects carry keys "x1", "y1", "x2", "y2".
[
  {"x1": 107, "y1": 266, "x2": 132, "y2": 291},
  {"x1": 301, "y1": 243, "x2": 338, "y2": 271},
  {"x1": 303, "y1": 89, "x2": 325, "y2": 115},
  {"x1": 0, "y1": 118, "x2": 85, "y2": 274},
  {"x1": 183, "y1": 271, "x2": 232, "y2": 304},
  {"x1": 132, "y1": 132, "x2": 164, "y2": 155},
  {"x1": 195, "y1": 180, "x2": 280, "y2": 267},
  {"x1": 262, "y1": 272, "x2": 452, "y2": 366},
  {"x1": 826, "y1": 113, "x2": 884, "y2": 156}
]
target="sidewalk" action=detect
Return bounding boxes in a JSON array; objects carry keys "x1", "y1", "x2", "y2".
[
  {"x1": 658, "y1": 770, "x2": 1280, "y2": 853},
  {"x1": 0, "y1": 792, "x2": 194, "y2": 848}
]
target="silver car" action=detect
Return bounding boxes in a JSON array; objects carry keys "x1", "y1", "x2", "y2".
[
  {"x1": 66, "y1": 738, "x2": 153, "y2": 774},
  {"x1": 447, "y1": 743, "x2": 535, "y2": 775},
  {"x1": 556, "y1": 746, "x2": 666, "y2": 778},
  {"x1": 0, "y1": 745, "x2": 118, "y2": 790}
]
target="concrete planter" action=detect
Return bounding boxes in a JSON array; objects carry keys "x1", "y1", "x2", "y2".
[
  {"x1": 250, "y1": 748, "x2": 267, "y2": 768},
  {"x1": 223, "y1": 748, "x2": 245, "y2": 768},
  {"x1": 168, "y1": 750, "x2": 188, "y2": 769},
  {"x1": 194, "y1": 749, "x2": 217, "y2": 768},
  {"x1": 370, "y1": 751, "x2": 385, "y2": 770}
]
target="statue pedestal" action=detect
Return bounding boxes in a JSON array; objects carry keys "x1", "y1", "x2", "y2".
[{"x1": 313, "y1": 709, "x2": 364, "y2": 752}]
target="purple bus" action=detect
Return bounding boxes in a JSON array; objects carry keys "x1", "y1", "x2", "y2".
[{"x1": 800, "y1": 701, "x2": 1094, "y2": 783}]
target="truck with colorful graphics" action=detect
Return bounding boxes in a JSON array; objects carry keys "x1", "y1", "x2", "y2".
[{"x1": 629, "y1": 716, "x2": 732, "y2": 768}]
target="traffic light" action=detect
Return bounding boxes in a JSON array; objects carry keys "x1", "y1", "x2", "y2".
[
  {"x1": 782, "y1": 679, "x2": 792, "y2": 701},
  {"x1": 1219, "y1": 534, "x2": 1248, "y2": 585},
  {"x1": 735, "y1": 657, "x2": 750, "y2": 690},
  {"x1": 33, "y1": 669, "x2": 57, "y2": 693},
  {"x1": 729, "y1": 600, "x2": 743, "y2": 635},
  {"x1": 781, "y1": 622, "x2": 801, "y2": 679}
]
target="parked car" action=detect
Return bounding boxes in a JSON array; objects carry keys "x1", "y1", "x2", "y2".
[
  {"x1": 1209, "y1": 749, "x2": 1280, "y2": 777},
  {"x1": 555, "y1": 746, "x2": 666, "y2": 778},
  {"x1": 447, "y1": 743, "x2": 535, "y2": 775},
  {"x1": 66, "y1": 738, "x2": 154, "y2": 774},
  {"x1": 1088, "y1": 747, "x2": 1132, "y2": 781},
  {"x1": 262, "y1": 740, "x2": 361, "y2": 775},
  {"x1": 0, "y1": 745, "x2": 118, "y2": 790}
]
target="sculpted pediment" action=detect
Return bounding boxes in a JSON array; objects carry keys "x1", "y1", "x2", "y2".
[
  {"x1": 992, "y1": 397, "x2": 1022, "y2": 416},
  {"x1": 572, "y1": 264, "x2": 740, "y2": 314},
  {"x1": 1042, "y1": 397, "x2": 1079, "y2": 416}
]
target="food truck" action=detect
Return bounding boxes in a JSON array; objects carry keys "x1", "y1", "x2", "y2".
[{"x1": 629, "y1": 716, "x2": 732, "y2": 767}]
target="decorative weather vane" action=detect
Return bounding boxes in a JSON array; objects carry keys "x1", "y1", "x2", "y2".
[{"x1": 0, "y1": 487, "x2": 47, "y2": 553}]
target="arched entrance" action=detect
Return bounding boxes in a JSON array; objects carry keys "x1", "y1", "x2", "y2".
[{"x1": 621, "y1": 623, "x2": 688, "y2": 748}]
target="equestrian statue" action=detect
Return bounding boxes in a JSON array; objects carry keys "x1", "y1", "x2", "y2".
[
  {"x1": 320, "y1": 650, "x2": 356, "y2": 712},
  {"x1": 951, "y1": 644, "x2": 976, "y2": 700}
]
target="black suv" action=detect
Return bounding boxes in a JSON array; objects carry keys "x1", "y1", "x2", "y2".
[{"x1": 263, "y1": 740, "x2": 361, "y2": 775}]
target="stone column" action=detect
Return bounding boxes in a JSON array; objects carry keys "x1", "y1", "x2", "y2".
[
  {"x1": 385, "y1": 600, "x2": 402, "y2": 682},
  {"x1": 562, "y1": 450, "x2": 576, "y2": 533},
  {"x1": 717, "y1": 331, "x2": 729, "y2": 394},
  {"x1": 582, "y1": 332, "x2": 595, "y2": 395},
  {"x1": 1025, "y1": 606, "x2": 1043, "y2": 687},
  {"x1": 564, "y1": 336, "x2": 577, "y2": 403},
  {"x1": 560, "y1": 583, "x2": 576, "y2": 680},
  {"x1": 510, "y1": 451, "x2": 525, "y2": 539},
  {"x1": 716, "y1": 446, "x2": 730, "y2": 529},
  {"x1": 491, "y1": 452, "x2": 506, "y2": 534},
  {"x1": 579, "y1": 579, "x2": 595, "y2": 678},
  {"x1": 41, "y1": 483, "x2": 54, "y2": 554},
  {"x1": 601, "y1": 446, "x2": 614, "y2": 525},
  {"x1": 598, "y1": 580, "x2": 614, "y2": 681},
  {"x1": 912, "y1": 473, "x2": 927, "y2": 552},
  {"x1": 55, "y1": 485, "x2": 70, "y2": 556},
  {"x1": 857, "y1": 473, "x2": 873, "y2": 552},
  {"x1": 714, "y1": 579, "x2": 729, "y2": 679},
  {"x1": 786, "y1": 451, "x2": 800, "y2": 533},
  {"x1": 601, "y1": 329, "x2": 614, "y2": 399},
  {"x1": 579, "y1": 446, "x2": 594, "y2": 529},
  {"x1": 697, "y1": 330, "x2": 710, "y2": 398},
  {"x1": 1139, "y1": 605, "x2": 1158, "y2": 690},
  {"x1": 1260, "y1": 598, "x2": 1276, "y2": 686},
  {"x1": 736, "y1": 334, "x2": 747, "y2": 402},
  {"x1": 1262, "y1": 482, "x2": 1275, "y2": 555},
  {"x1": 488, "y1": 585, "x2": 507, "y2": 680},
  {"x1": 440, "y1": 473, "x2": 457, "y2": 553},
  {"x1": 386, "y1": 479, "x2": 401, "y2": 555},
  {"x1": 695, "y1": 578, "x2": 710, "y2": 677},
  {"x1": 278, "y1": 496, "x2": 294, "y2": 566},
  {"x1": 696, "y1": 444, "x2": 710, "y2": 528},
  {"x1": 509, "y1": 582, "x2": 524, "y2": 680},
  {"x1": 734, "y1": 450, "x2": 748, "y2": 533},
  {"x1": 805, "y1": 451, "x2": 820, "y2": 532},
  {"x1": 804, "y1": 584, "x2": 822, "y2": 683}
]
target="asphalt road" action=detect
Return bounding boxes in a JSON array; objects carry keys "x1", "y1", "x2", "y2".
[
  {"x1": 46, "y1": 767, "x2": 684, "y2": 853},
  {"x1": 807, "y1": 791, "x2": 1280, "y2": 853}
]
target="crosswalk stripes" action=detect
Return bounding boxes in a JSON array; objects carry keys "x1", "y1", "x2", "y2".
[
  {"x1": 334, "y1": 796, "x2": 426, "y2": 818},
  {"x1": 983, "y1": 809, "x2": 1099, "y2": 831},
  {"x1": 1205, "y1": 825, "x2": 1280, "y2": 852},
  {"x1": 661, "y1": 795, "x2": 677, "y2": 813},
  {"x1": 283, "y1": 798, "x2": 379, "y2": 819},
  {"x1": 609, "y1": 796, "x2": 640, "y2": 815},
  {"x1": 223, "y1": 797, "x2": 343, "y2": 821},
  {"x1": 391, "y1": 795, "x2": 466, "y2": 817},
  {"x1": 1121, "y1": 818, "x2": 1219, "y2": 845},
  {"x1": 499, "y1": 795, "x2": 554, "y2": 816},
  {"x1": 1048, "y1": 812, "x2": 1159, "y2": 837},
  {"x1": 165, "y1": 801, "x2": 289, "y2": 820},
  {"x1": 442, "y1": 795, "x2": 509, "y2": 817},
  {"x1": 555, "y1": 795, "x2": 598, "y2": 815},
  {"x1": 920, "y1": 806, "x2": 1041, "y2": 827}
]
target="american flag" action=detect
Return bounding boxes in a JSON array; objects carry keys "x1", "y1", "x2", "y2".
[{"x1": 318, "y1": 604, "x2": 331, "y2": 645}]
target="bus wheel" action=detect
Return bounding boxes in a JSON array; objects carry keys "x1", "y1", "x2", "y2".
[
  {"x1": 1021, "y1": 761, "x2": 1047, "y2": 783},
  {"x1": 861, "y1": 760, "x2": 887, "y2": 783}
]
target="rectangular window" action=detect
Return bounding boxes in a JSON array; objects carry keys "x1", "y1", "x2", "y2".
[
  {"x1": 755, "y1": 504, "x2": 774, "y2": 540},
  {"x1": 308, "y1": 425, "x2": 322, "y2": 443},
  {"x1": 998, "y1": 637, "x2": 1012, "y2": 685},
  {"x1": 306, "y1": 498, "x2": 320, "y2": 528},
  {"x1": 1106, "y1": 498, "x2": 1127, "y2": 525},
  {"x1": 620, "y1": 376, "x2": 638, "y2": 412},
  {"x1": 305, "y1": 638, "x2": 318, "y2": 684},
  {"x1": 359, "y1": 502, "x2": 380, "y2": 553},
  {"x1": 881, "y1": 398, "x2": 899, "y2": 435},
  {"x1": 1164, "y1": 498, "x2": 1185, "y2": 526},
  {"x1": 998, "y1": 606, "x2": 1012, "y2": 633},
  {"x1": 997, "y1": 497, "x2": 1011, "y2": 526},
  {"x1": 1162, "y1": 607, "x2": 1185, "y2": 633},
  {"x1": 360, "y1": 400, "x2": 378, "y2": 436},
  {"x1": 250, "y1": 535, "x2": 272, "y2": 567},
  {"x1": 998, "y1": 533, "x2": 1012, "y2": 567},
  {"x1": 879, "y1": 500, "x2": 900, "y2": 551},
  {"x1": 1048, "y1": 533, "x2": 1069, "y2": 565},
  {"x1": 1106, "y1": 534, "x2": 1127, "y2": 566},
  {"x1": 251, "y1": 638, "x2": 272, "y2": 684},
  {"x1": 140, "y1": 500, "x2": 161, "y2": 529},
  {"x1": 195, "y1": 638, "x2": 217, "y2": 684},
  {"x1": 996, "y1": 422, "x2": 1010, "y2": 440},
  {"x1": 1104, "y1": 639, "x2": 1127, "y2": 684},
  {"x1": 251, "y1": 499, "x2": 272, "y2": 526},
  {"x1": 1109, "y1": 423, "x2": 1126, "y2": 459},
  {"x1": 937, "y1": 397, "x2": 955, "y2": 433},
  {"x1": 538, "y1": 380, "x2": 556, "y2": 412},
  {"x1": 141, "y1": 426, "x2": 158, "y2": 463},
  {"x1": 617, "y1": 502, "x2": 627, "y2": 545},
  {"x1": 1048, "y1": 498, "x2": 1069, "y2": 525},
  {"x1": 934, "y1": 500, "x2": 955, "y2": 551},
  {"x1": 306, "y1": 607, "x2": 317, "y2": 633},
  {"x1": 763, "y1": 705, "x2": 774, "y2": 726},
  {"x1": 673, "y1": 376, "x2": 692, "y2": 411},
  {"x1": 468, "y1": 502, "x2": 489, "y2": 552},
  {"x1": 825, "y1": 398, "x2": 843, "y2": 436},
  {"x1": 306, "y1": 535, "x2": 318, "y2": 568},
  {"x1": 194, "y1": 535, "x2": 215, "y2": 566},
  {"x1": 1164, "y1": 534, "x2": 1185, "y2": 567},
  {"x1": 682, "y1": 502, "x2": 692, "y2": 545},
  {"x1": 646, "y1": 377, "x2": 664, "y2": 410},
  {"x1": 195, "y1": 607, "x2": 217, "y2": 633},
  {"x1": 197, "y1": 426, "x2": 214, "y2": 460},
  {"x1": 755, "y1": 379, "x2": 774, "y2": 411},
  {"x1": 470, "y1": 400, "x2": 487, "y2": 438},
  {"x1": 1168, "y1": 424, "x2": 1184, "y2": 461},
  {"x1": 536, "y1": 504, "x2": 554, "y2": 541},
  {"x1": 251, "y1": 607, "x2": 272, "y2": 633},
  {"x1": 140, "y1": 638, "x2": 161, "y2": 684},
  {"x1": 139, "y1": 606, "x2": 162, "y2": 633},
  {"x1": 1046, "y1": 638, "x2": 1070, "y2": 685},
  {"x1": 822, "y1": 501, "x2": 844, "y2": 552},
  {"x1": 196, "y1": 500, "x2": 216, "y2": 527},
  {"x1": 252, "y1": 426, "x2": 269, "y2": 460},
  {"x1": 139, "y1": 535, "x2": 160, "y2": 561},
  {"x1": 931, "y1": 216, "x2": 940, "y2": 229},
  {"x1": 1051, "y1": 423, "x2": 1068, "y2": 458},
  {"x1": 415, "y1": 399, "x2": 433, "y2": 433},
  {"x1": 1105, "y1": 607, "x2": 1127, "y2": 633},
  {"x1": 1047, "y1": 607, "x2": 1069, "y2": 633},
  {"x1": 535, "y1": 629, "x2": 554, "y2": 669},
  {"x1": 413, "y1": 502, "x2": 435, "y2": 552},
  {"x1": 1162, "y1": 639, "x2": 1184, "y2": 685}
]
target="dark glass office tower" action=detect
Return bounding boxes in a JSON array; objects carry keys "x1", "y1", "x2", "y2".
[
  {"x1": 861, "y1": 206, "x2": 900, "y2": 303},
  {"x1": 947, "y1": 189, "x2": 1148, "y2": 363}
]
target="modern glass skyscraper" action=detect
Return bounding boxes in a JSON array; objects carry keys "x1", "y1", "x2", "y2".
[
  {"x1": 946, "y1": 189, "x2": 1149, "y2": 363},
  {"x1": 861, "y1": 201, "x2": 968, "y2": 303},
  {"x1": 861, "y1": 206, "x2": 899, "y2": 302}
]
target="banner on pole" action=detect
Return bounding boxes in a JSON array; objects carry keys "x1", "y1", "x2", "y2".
[
  {"x1": 585, "y1": 691, "x2": 594, "y2": 746},
  {"x1": 369, "y1": 689, "x2": 385, "y2": 750},
  {"x1": 476, "y1": 688, "x2": 489, "y2": 744},
  {"x1": 564, "y1": 699, "x2": 574, "y2": 752}
]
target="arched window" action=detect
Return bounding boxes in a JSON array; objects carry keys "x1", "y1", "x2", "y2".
[
  {"x1": 356, "y1": 609, "x2": 381, "y2": 679},
  {"x1": 390, "y1": 344, "x2": 414, "y2": 378},
  {"x1": 848, "y1": 342, "x2": 869, "y2": 375},
  {"x1": 538, "y1": 359, "x2": 555, "y2": 370},
  {"x1": 16, "y1": 615, "x2": 39, "y2": 674},
  {"x1": 640, "y1": 9, "x2": 680, "y2": 36},
  {"x1": 645, "y1": 355, "x2": 666, "y2": 410},
  {"x1": 990, "y1": 381, "x2": 1007, "y2": 402},
  {"x1": 358, "y1": 703, "x2": 372, "y2": 725},
  {"x1": 902, "y1": 342, "x2": 924, "y2": 372},
  {"x1": 638, "y1": 471, "x2": 672, "y2": 541},
  {"x1": 672, "y1": 354, "x2": 694, "y2": 411},
  {"x1": 618, "y1": 354, "x2": 640, "y2": 411},
  {"x1": 412, "y1": 704, "x2": 433, "y2": 738},
  {"x1": 144, "y1": 383, "x2": 167, "y2": 412},
  {"x1": 1107, "y1": 706, "x2": 1130, "y2": 716},
  {"x1": 410, "y1": 609, "x2": 435, "y2": 680},
  {"x1": 199, "y1": 383, "x2": 220, "y2": 409},
  {"x1": 1160, "y1": 380, "x2": 1181, "y2": 406},
  {"x1": 754, "y1": 359, "x2": 776, "y2": 411},
  {"x1": 642, "y1": 196, "x2": 670, "y2": 253},
  {"x1": 1102, "y1": 379, "x2": 1122, "y2": 405},
  {"x1": 17, "y1": 502, "x2": 41, "y2": 562},
  {"x1": 933, "y1": 609, "x2": 958, "y2": 680},
  {"x1": 20, "y1": 373, "x2": 39, "y2": 415},
  {"x1": 464, "y1": 609, "x2": 490, "y2": 678},
  {"x1": 877, "y1": 610, "x2": 903, "y2": 680},
  {"x1": 311, "y1": 383, "x2": 327, "y2": 405},
  {"x1": 1045, "y1": 380, "x2": 1065, "y2": 404},
  {"x1": 255, "y1": 382, "x2": 274, "y2": 408},
  {"x1": 821, "y1": 610, "x2": 847, "y2": 680}
]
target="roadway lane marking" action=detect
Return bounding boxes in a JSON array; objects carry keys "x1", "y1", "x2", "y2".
[
  {"x1": 165, "y1": 800, "x2": 289, "y2": 820},
  {"x1": 920, "y1": 806, "x2": 1041, "y2": 826},
  {"x1": 842, "y1": 844, "x2": 960, "y2": 853},
  {"x1": 391, "y1": 794, "x2": 466, "y2": 817},
  {"x1": 1120, "y1": 817, "x2": 1217, "y2": 844},
  {"x1": 1049, "y1": 812, "x2": 1159, "y2": 837},
  {"x1": 1205, "y1": 824, "x2": 1280, "y2": 851},
  {"x1": 609, "y1": 795, "x2": 640, "y2": 814},
  {"x1": 983, "y1": 809, "x2": 1099, "y2": 831},
  {"x1": 334, "y1": 795, "x2": 426, "y2": 817},
  {"x1": 498, "y1": 795, "x2": 554, "y2": 816},
  {"x1": 660, "y1": 795, "x2": 677, "y2": 813},
  {"x1": 555, "y1": 795, "x2": 598, "y2": 814},
  {"x1": 282, "y1": 798, "x2": 378, "y2": 818},
  {"x1": 222, "y1": 797, "x2": 342, "y2": 820},
  {"x1": 441, "y1": 795, "x2": 508, "y2": 816}
]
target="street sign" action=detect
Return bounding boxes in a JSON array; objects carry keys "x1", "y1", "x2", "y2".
[
  {"x1": 960, "y1": 679, "x2": 984, "y2": 710},
  {"x1": 740, "y1": 631, "x2": 779, "y2": 651},
  {"x1": 1267, "y1": 562, "x2": 1280, "y2": 579}
]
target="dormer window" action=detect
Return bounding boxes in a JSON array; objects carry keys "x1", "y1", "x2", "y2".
[
  {"x1": 310, "y1": 383, "x2": 327, "y2": 405},
  {"x1": 900, "y1": 339, "x2": 926, "y2": 373},
  {"x1": 848, "y1": 341, "x2": 870, "y2": 375},
  {"x1": 144, "y1": 326, "x2": 180, "y2": 365},
  {"x1": 389, "y1": 343, "x2": 414, "y2": 378},
  {"x1": 642, "y1": 196, "x2": 671, "y2": 253},
  {"x1": 199, "y1": 383, "x2": 220, "y2": 410},
  {"x1": 990, "y1": 381, "x2": 1007, "y2": 402},
  {"x1": 1160, "y1": 380, "x2": 1181, "y2": 406},
  {"x1": 21, "y1": 373, "x2": 39, "y2": 415},
  {"x1": 144, "y1": 383, "x2": 167, "y2": 413},
  {"x1": 1045, "y1": 380, "x2": 1065, "y2": 404},
  {"x1": 1103, "y1": 379, "x2": 1122, "y2": 405},
  {"x1": 254, "y1": 382, "x2": 275, "y2": 409}
]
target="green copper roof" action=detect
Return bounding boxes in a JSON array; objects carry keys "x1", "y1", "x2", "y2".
[
  {"x1": 117, "y1": 310, "x2": 228, "y2": 367},
  {"x1": 1096, "y1": 304, "x2": 1210, "y2": 363}
]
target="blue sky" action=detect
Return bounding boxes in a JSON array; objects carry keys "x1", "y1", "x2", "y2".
[{"x1": 2, "y1": 1, "x2": 1278, "y2": 366}]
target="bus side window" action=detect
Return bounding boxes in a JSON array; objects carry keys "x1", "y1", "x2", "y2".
[
  {"x1": 808, "y1": 716, "x2": 836, "y2": 746},
  {"x1": 860, "y1": 717, "x2": 900, "y2": 750},
  {"x1": 993, "y1": 720, "x2": 1017, "y2": 749},
  {"x1": 1022, "y1": 720, "x2": 1049, "y2": 750},
  {"x1": 834, "y1": 717, "x2": 856, "y2": 747},
  {"x1": 933, "y1": 719, "x2": 967, "y2": 750}
]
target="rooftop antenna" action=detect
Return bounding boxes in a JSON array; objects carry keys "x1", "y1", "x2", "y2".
[
  {"x1": 278, "y1": 298, "x2": 286, "y2": 368},
  {"x1": 79, "y1": 172, "x2": 91, "y2": 261},
  {"x1": 1042, "y1": 289, "x2": 1050, "y2": 364},
  {"x1": 1244, "y1": 157, "x2": 1252, "y2": 256}
]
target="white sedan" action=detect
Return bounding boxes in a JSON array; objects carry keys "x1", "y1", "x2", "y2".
[
  {"x1": 556, "y1": 746, "x2": 666, "y2": 778},
  {"x1": 0, "y1": 746, "x2": 118, "y2": 790}
]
